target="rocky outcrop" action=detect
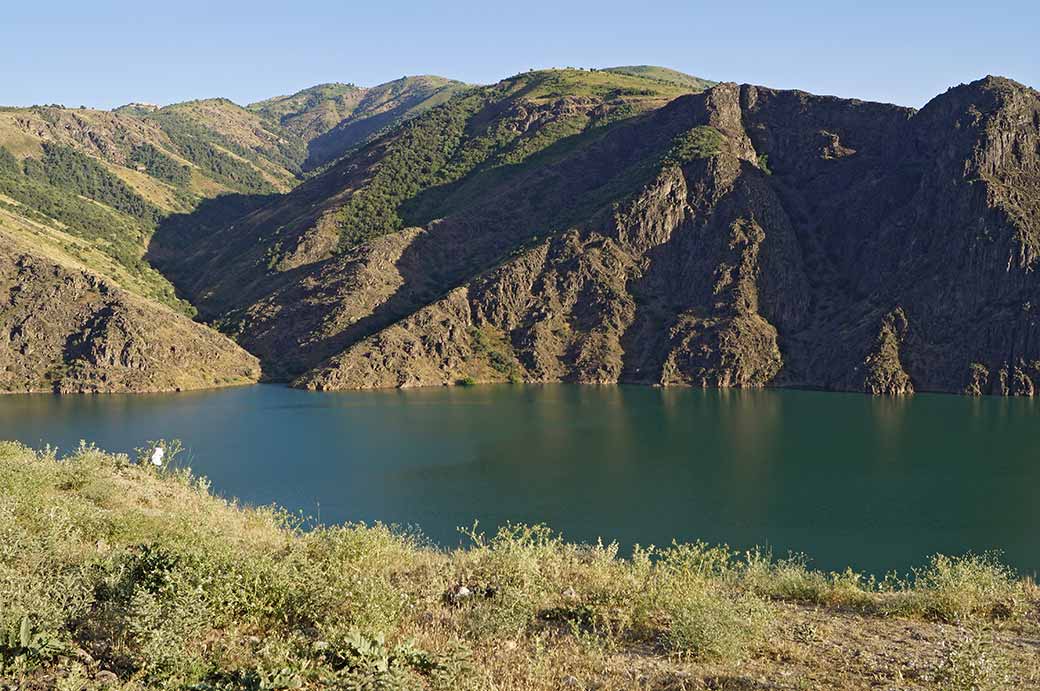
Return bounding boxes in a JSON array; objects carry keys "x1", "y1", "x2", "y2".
[
  {"x1": 159, "y1": 75, "x2": 1040, "y2": 396},
  {"x1": 0, "y1": 242, "x2": 260, "y2": 393}
]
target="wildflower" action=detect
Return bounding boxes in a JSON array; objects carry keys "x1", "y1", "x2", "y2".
[{"x1": 151, "y1": 446, "x2": 164, "y2": 467}]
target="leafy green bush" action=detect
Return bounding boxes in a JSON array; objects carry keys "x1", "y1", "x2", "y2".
[{"x1": 757, "y1": 152, "x2": 773, "y2": 175}]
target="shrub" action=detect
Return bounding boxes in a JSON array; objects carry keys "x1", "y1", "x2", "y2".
[
  {"x1": 662, "y1": 586, "x2": 771, "y2": 661},
  {"x1": 932, "y1": 627, "x2": 1011, "y2": 691},
  {"x1": 892, "y1": 553, "x2": 1026, "y2": 623},
  {"x1": 741, "y1": 550, "x2": 876, "y2": 611}
]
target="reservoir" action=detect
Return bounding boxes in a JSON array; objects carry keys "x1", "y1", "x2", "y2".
[{"x1": 1, "y1": 383, "x2": 1036, "y2": 576}]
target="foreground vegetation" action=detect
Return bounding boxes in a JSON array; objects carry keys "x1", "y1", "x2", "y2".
[{"x1": 1, "y1": 442, "x2": 1037, "y2": 690}]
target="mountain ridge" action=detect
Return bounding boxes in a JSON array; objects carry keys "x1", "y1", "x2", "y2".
[
  {"x1": 3, "y1": 67, "x2": 1037, "y2": 396},
  {"x1": 152, "y1": 73, "x2": 1040, "y2": 396}
]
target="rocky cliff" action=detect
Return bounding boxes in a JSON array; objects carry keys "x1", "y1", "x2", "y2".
[
  {"x1": 153, "y1": 74, "x2": 1040, "y2": 395},
  {"x1": 0, "y1": 237, "x2": 260, "y2": 393}
]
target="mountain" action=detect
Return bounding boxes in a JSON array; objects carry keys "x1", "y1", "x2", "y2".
[
  {"x1": 249, "y1": 76, "x2": 469, "y2": 170},
  {"x1": 0, "y1": 75, "x2": 469, "y2": 393},
  {"x1": 151, "y1": 71, "x2": 1040, "y2": 396},
  {"x1": 5, "y1": 67, "x2": 1036, "y2": 397},
  {"x1": 148, "y1": 68, "x2": 715, "y2": 374}
]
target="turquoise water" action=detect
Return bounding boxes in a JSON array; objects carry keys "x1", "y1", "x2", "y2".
[{"x1": 1, "y1": 384, "x2": 1037, "y2": 576}]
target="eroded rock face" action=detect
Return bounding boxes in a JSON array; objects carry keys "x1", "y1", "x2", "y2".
[
  {"x1": 167, "y1": 77, "x2": 1040, "y2": 395},
  {"x1": 0, "y1": 243, "x2": 260, "y2": 393}
]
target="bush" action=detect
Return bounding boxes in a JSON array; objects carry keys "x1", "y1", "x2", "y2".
[
  {"x1": 892, "y1": 554, "x2": 1027, "y2": 623},
  {"x1": 644, "y1": 543, "x2": 773, "y2": 661},
  {"x1": 933, "y1": 627, "x2": 1012, "y2": 691},
  {"x1": 0, "y1": 145, "x2": 19, "y2": 174},
  {"x1": 662, "y1": 586, "x2": 771, "y2": 661}
]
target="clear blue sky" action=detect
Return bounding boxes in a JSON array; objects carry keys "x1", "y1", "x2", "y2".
[{"x1": 4, "y1": 0, "x2": 1036, "y2": 110}]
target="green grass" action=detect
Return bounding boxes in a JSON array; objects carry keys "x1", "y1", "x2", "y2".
[
  {"x1": 511, "y1": 68, "x2": 701, "y2": 102},
  {"x1": 602, "y1": 66, "x2": 717, "y2": 92},
  {"x1": 1, "y1": 441, "x2": 1036, "y2": 690},
  {"x1": 664, "y1": 126, "x2": 725, "y2": 165}
]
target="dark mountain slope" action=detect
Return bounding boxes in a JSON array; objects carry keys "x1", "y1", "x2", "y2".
[
  {"x1": 152, "y1": 74, "x2": 1040, "y2": 396},
  {"x1": 150, "y1": 69, "x2": 712, "y2": 325}
]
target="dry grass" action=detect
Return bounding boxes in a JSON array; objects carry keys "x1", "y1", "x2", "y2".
[{"x1": 1, "y1": 441, "x2": 1037, "y2": 690}]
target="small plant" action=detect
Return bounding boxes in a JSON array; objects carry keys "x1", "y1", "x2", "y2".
[
  {"x1": 932, "y1": 627, "x2": 1011, "y2": 691},
  {"x1": 662, "y1": 586, "x2": 771, "y2": 662},
  {"x1": 134, "y1": 438, "x2": 186, "y2": 471},
  {"x1": 792, "y1": 621, "x2": 820, "y2": 644},
  {"x1": 0, "y1": 615, "x2": 66, "y2": 670},
  {"x1": 456, "y1": 376, "x2": 477, "y2": 387},
  {"x1": 897, "y1": 553, "x2": 1025, "y2": 623},
  {"x1": 319, "y1": 629, "x2": 470, "y2": 689},
  {"x1": 757, "y1": 153, "x2": 772, "y2": 174}
]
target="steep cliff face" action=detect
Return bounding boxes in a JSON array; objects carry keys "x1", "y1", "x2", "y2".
[
  {"x1": 0, "y1": 240, "x2": 260, "y2": 393},
  {"x1": 157, "y1": 75, "x2": 1040, "y2": 396}
]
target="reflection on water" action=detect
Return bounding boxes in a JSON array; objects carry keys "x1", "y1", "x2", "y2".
[{"x1": 0, "y1": 384, "x2": 1037, "y2": 576}]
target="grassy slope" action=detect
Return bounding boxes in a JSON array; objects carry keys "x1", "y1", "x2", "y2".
[
  {"x1": 248, "y1": 82, "x2": 364, "y2": 132},
  {"x1": 332, "y1": 68, "x2": 712, "y2": 250},
  {"x1": 0, "y1": 199, "x2": 188, "y2": 311},
  {"x1": 603, "y1": 65, "x2": 718, "y2": 92},
  {"x1": 0, "y1": 101, "x2": 295, "y2": 313},
  {"x1": 147, "y1": 67, "x2": 717, "y2": 307},
  {"x1": 0, "y1": 147, "x2": 194, "y2": 314},
  {"x1": 251, "y1": 76, "x2": 472, "y2": 171},
  {"x1": 2, "y1": 442, "x2": 1037, "y2": 690}
]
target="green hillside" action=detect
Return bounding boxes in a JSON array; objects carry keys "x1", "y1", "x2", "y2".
[
  {"x1": 248, "y1": 81, "x2": 363, "y2": 132},
  {"x1": 0, "y1": 144, "x2": 193, "y2": 313},
  {"x1": 604, "y1": 65, "x2": 717, "y2": 91},
  {"x1": 0, "y1": 75, "x2": 480, "y2": 313},
  {"x1": 251, "y1": 75, "x2": 471, "y2": 170}
]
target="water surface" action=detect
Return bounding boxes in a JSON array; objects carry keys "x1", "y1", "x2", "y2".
[{"x1": 2, "y1": 384, "x2": 1037, "y2": 576}]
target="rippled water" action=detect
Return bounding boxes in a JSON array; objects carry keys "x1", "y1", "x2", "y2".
[{"x1": 2, "y1": 384, "x2": 1037, "y2": 575}]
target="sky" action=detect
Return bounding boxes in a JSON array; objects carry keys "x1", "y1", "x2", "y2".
[{"x1": 3, "y1": 0, "x2": 1037, "y2": 110}]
